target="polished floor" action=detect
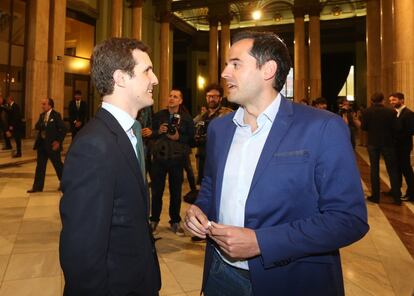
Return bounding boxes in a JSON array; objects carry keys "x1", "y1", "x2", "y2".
[{"x1": 0, "y1": 139, "x2": 413, "y2": 295}]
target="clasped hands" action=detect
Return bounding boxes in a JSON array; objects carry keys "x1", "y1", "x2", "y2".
[{"x1": 184, "y1": 205, "x2": 261, "y2": 260}]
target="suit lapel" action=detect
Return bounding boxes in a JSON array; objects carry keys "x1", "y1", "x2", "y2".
[
  {"x1": 248, "y1": 97, "x2": 294, "y2": 193},
  {"x1": 96, "y1": 109, "x2": 146, "y2": 193},
  {"x1": 215, "y1": 117, "x2": 236, "y2": 217}
]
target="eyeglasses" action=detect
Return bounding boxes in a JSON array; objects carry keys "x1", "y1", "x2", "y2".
[{"x1": 206, "y1": 95, "x2": 220, "y2": 99}]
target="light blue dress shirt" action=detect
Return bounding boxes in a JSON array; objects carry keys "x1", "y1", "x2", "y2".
[{"x1": 218, "y1": 94, "x2": 281, "y2": 270}]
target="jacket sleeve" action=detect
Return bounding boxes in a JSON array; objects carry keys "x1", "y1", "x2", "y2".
[
  {"x1": 255, "y1": 116, "x2": 369, "y2": 268},
  {"x1": 59, "y1": 134, "x2": 114, "y2": 295}
]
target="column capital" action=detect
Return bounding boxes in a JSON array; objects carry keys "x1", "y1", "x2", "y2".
[
  {"x1": 308, "y1": 4, "x2": 321, "y2": 17},
  {"x1": 219, "y1": 14, "x2": 232, "y2": 26},
  {"x1": 128, "y1": 0, "x2": 145, "y2": 8},
  {"x1": 292, "y1": 6, "x2": 305, "y2": 18},
  {"x1": 208, "y1": 16, "x2": 219, "y2": 27},
  {"x1": 155, "y1": 0, "x2": 172, "y2": 22}
]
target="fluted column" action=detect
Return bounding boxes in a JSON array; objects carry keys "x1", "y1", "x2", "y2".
[
  {"x1": 48, "y1": 0, "x2": 66, "y2": 115},
  {"x1": 220, "y1": 16, "x2": 231, "y2": 96},
  {"x1": 25, "y1": 0, "x2": 50, "y2": 136},
  {"x1": 208, "y1": 17, "x2": 219, "y2": 84},
  {"x1": 366, "y1": 0, "x2": 381, "y2": 102},
  {"x1": 131, "y1": 0, "x2": 144, "y2": 40},
  {"x1": 393, "y1": 0, "x2": 414, "y2": 108},
  {"x1": 380, "y1": 0, "x2": 394, "y2": 97},
  {"x1": 293, "y1": 7, "x2": 306, "y2": 102},
  {"x1": 309, "y1": 6, "x2": 322, "y2": 100},
  {"x1": 111, "y1": 0, "x2": 123, "y2": 37},
  {"x1": 159, "y1": 12, "x2": 171, "y2": 109}
]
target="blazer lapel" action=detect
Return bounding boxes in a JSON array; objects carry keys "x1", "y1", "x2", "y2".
[
  {"x1": 96, "y1": 109, "x2": 146, "y2": 193},
  {"x1": 248, "y1": 97, "x2": 294, "y2": 193},
  {"x1": 214, "y1": 117, "x2": 237, "y2": 218}
]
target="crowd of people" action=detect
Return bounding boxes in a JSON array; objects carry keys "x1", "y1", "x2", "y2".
[
  {"x1": 0, "y1": 94, "x2": 23, "y2": 158},
  {"x1": 1, "y1": 31, "x2": 411, "y2": 295}
]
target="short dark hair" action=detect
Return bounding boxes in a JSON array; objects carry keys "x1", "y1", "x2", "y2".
[
  {"x1": 232, "y1": 31, "x2": 292, "y2": 92},
  {"x1": 389, "y1": 92, "x2": 404, "y2": 100},
  {"x1": 371, "y1": 92, "x2": 384, "y2": 103},
  {"x1": 205, "y1": 83, "x2": 223, "y2": 97},
  {"x1": 48, "y1": 98, "x2": 55, "y2": 108},
  {"x1": 74, "y1": 90, "x2": 82, "y2": 96},
  {"x1": 91, "y1": 38, "x2": 150, "y2": 96},
  {"x1": 171, "y1": 88, "x2": 183, "y2": 99},
  {"x1": 315, "y1": 97, "x2": 327, "y2": 105}
]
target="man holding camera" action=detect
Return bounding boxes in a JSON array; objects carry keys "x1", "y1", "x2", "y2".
[
  {"x1": 194, "y1": 84, "x2": 233, "y2": 185},
  {"x1": 150, "y1": 89, "x2": 195, "y2": 235}
]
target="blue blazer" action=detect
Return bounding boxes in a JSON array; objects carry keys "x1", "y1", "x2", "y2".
[{"x1": 195, "y1": 97, "x2": 369, "y2": 296}]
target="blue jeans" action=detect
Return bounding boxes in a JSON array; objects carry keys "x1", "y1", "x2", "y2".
[{"x1": 204, "y1": 251, "x2": 252, "y2": 296}]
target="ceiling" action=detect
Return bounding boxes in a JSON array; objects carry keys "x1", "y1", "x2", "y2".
[{"x1": 171, "y1": 0, "x2": 367, "y2": 31}]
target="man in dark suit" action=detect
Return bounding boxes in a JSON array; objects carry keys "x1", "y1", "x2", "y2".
[
  {"x1": 185, "y1": 31, "x2": 368, "y2": 296},
  {"x1": 389, "y1": 92, "x2": 414, "y2": 202},
  {"x1": 68, "y1": 90, "x2": 87, "y2": 139},
  {"x1": 6, "y1": 96, "x2": 23, "y2": 157},
  {"x1": 59, "y1": 38, "x2": 161, "y2": 296},
  {"x1": 27, "y1": 98, "x2": 66, "y2": 193},
  {"x1": 361, "y1": 92, "x2": 401, "y2": 205}
]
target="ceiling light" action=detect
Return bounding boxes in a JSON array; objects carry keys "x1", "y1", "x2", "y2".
[
  {"x1": 332, "y1": 6, "x2": 342, "y2": 16},
  {"x1": 252, "y1": 10, "x2": 262, "y2": 20}
]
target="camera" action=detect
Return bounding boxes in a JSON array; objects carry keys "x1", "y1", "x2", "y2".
[{"x1": 167, "y1": 113, "x2": 180, "y2": 135}]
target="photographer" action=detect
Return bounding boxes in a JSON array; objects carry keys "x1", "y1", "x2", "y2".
[
  {"x1": 194, "y1": 84, "x2": 233, "y2": 185},
  {"x1": 149, "y1": 89, "x2": 195, "y2": 236},
  {"x1": 338, "y1": 98, "x2": 360, "y2": 149}
]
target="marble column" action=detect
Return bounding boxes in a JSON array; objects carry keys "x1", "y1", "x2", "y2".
[
  {"x1": 380, "y1": 0, "x2": 394, "y2": 98},
  {"x1": 111, "y1": 0, "x2": 123, "y2": 37},
  {"x1": 309, "y1": 6, "x2": 322, "y2": 100},
  {"x1": 293, "y1": 7, "x2": 306, "y2": 102},
  {"x1": 25, "y1": 0, "x2": 50, "y2": 136},
  {"x1": 48, "y1": 0, "x2": 66, "y2": 115},
  {"x1": 131, "y1": 0, "x2": 144, "y2": 40},
  {"x1": 393, "y1": 0, "x2": 414, "y2": 108},
  {"x1": 208, "y1": 17, "x2": 219, "y2": 84},
  {"x1": 220, "y1": 16, "x2": 231, "y2": 96},
  {"x1": 366, "y1": 0, "x2": 381, "y2": 103},
  {"x1": 159, "y1": 12, "x2": 171, "y2": 110}
]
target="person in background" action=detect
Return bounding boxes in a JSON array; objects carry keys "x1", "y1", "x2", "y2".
[
  {"x1": 27, "y1": 98, "x2": 66, "y2": 193},
  {"x1": 313, "y1": 97, "x2": 328, "y2": 110},
  {"x1": 6, "y1": 96, "x2": 23, "y2": 157},
  {"x1": 68, "y1": 90, "x2": 87, "y2": 139}
]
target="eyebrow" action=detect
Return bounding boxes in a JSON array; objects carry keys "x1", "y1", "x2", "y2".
[{"x1": 225, "y1": 58, "x2": 241, "y2": 66}]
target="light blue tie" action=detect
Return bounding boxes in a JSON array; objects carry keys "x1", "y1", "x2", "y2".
[{"x1": 132, "y1": 120, "x2": 146, "y2": 180}]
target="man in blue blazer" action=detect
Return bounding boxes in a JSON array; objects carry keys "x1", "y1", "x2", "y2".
[
  {"x1": 60, "y1": 38, "x2": 161, "y2": 296},
  {"x1": 184, "y1": 31, "x2": 369, "y2": 296}
]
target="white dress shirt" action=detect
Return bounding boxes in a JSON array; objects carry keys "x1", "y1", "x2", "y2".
[
  {"x1": 102, "y1": 102, "x2": 138, "y2": 157},
  {"x1": 218, "y1": 94, "x2": 281, "y2": 270}
]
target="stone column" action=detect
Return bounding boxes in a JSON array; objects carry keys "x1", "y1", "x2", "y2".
[
  {"x1": 25, "y1": 0, "x2": 50, "y2": 135},
  {"x1": 220, "y1": 16, "x2": 231, "y2": 96},
  {"x1": 366, "y1": 0, "x2": 381, "y2": 102},
  {"x1": 131, "y1": 0, "x2": 144, "y2": 40},
  {"x1": 309, "y1": 6, "x2": 322, "y2": 100},
  {"x1": 159, "y1": 12, "x2": 171, "y2": 109},
  {"x1": 111, "y1": 0, "x2": 123, "y2": 37},
  {"x1": 208, "y1": 17, "x2": 219, "y2": 84},
  {"x1": 48, "y1": 0, "x2": 66, "y2": 115},
  {"x1": 293, "y1": 7, "x2": 306, "y2": 102},
  {"x1": 393, "y1": 0, "x2": 414, "y2": 108},
  {"x1": 380, "y1": 0, "x2": 394, "y2": 98}
]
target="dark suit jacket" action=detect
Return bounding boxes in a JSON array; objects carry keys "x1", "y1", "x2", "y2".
[
  {"x1": 7, "y1": 102, "x2": 23, "y2": 133},
  {"x1": 195, "y1": 97, "x2": 369, "y2": 296},
  {"x1": 361, "y1": 103, "x2": 397, "y2": 147},
  {"x1": 395, "y1": 107, "x2": 414, "y2": 150},
  {"x1": 34, "y1": 110, "x2": 66, "y2": 152},
  {"x1": 68, "y1": 100, "x2": 87, "y2": 128},
  {"x1": 59, "y1": 108, "x2": 161, "y2": 296}
]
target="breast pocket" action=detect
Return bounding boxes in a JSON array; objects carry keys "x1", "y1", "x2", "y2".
[{"x1": 272, "y1": 150, "x2": 310, "y2": 164}]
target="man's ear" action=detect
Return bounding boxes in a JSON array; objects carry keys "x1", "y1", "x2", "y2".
[
  {"x1": 263, "y1": 60, "x2": 277, "y2": 82},
  {"x1": 113, "y1": 69, "x2": 126, "y2": 88}
]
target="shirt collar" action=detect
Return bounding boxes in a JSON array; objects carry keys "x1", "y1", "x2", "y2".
[
  {"x1": 102, "y1": 102, "x2": 135, "y2": 132},
  {"x1": 233, "y1": 93, "x2": 281, "y2": 127},
  {"x1": 396, "y1": 105, "x2": 406, "y2": 113}
]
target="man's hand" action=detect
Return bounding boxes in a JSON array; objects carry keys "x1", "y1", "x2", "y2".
[
  {"x1": 184, "y1": 205, "x2": 209, "y2": 238},
  {"x1": 52, "y1": 141, "x2": 60, "y2": 151},
  {"x1": 158, "y1": 123, "x2": 168, "y2": 134},
  {"x1": 208, "y1": 222, "x2": 261, "y2": 260},
  {"x1": 142, "y1": 127, "x2": 153, "y2": 138}
]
